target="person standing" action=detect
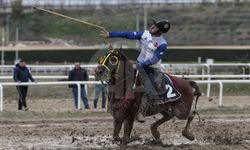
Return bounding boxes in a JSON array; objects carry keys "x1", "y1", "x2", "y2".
[
  {"x1": 68, "y1": 62, "x2": 90, "y2": 109},
  {"x1": 13, "y1": 60, "x2": 35, "y2": 111},
  {"x1": 93, "y1": 83, "x2": 107, "y2": 109}
]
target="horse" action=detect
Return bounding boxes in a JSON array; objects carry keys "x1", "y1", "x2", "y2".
[{"x1": 95, "y1": 48, "x2": 201, "y2": 146}]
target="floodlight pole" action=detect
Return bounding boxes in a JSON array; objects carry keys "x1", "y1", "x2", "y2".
[
  {"x1": 144, "y1": 5, "x2": 147, "y2": 30},
  {"x1": 1, "y1": 30, "x2": 4, "y2": 65},
  {"x1": 15, "y1": 27, "x2": 19, "y2": 61},
  {"x1": 1, "y1": 30, "x2": 5, "y2": 75},
  {"x1": 136, "y1": 5, "x2": 140, "y2": 49}
]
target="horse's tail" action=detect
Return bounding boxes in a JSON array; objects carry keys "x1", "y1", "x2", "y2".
[{"x1": 189, "y1": 81, "x2": 201, "y2": 110}]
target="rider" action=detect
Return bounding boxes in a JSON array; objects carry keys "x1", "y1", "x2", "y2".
[{"x1": 100, "y1": 20, "x2": 170, "y2": 122}]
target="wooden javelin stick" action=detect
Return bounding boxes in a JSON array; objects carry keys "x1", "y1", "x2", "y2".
[{"x1": 33, "y1": 7, "x2": 106, "y2": 30}]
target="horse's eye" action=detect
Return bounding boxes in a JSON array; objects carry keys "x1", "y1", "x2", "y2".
[{"x1": 109, "y1": 56, "x2": 118, "y2": 65}]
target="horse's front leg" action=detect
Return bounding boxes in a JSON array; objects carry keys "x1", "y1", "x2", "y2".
[
  {"x1": 113, "y1": 118, "x2": 122, "y2": 142},
  {"x1": 122, "y1": 117, "x2": 139, "y2": 145}
]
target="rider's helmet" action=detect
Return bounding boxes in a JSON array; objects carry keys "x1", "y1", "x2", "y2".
[{"x1": 153, "y1": 20, "x2": 170, "y2": 33}]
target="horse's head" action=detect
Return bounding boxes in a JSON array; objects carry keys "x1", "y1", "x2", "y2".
[{"x1": 95, "y1": 49, "x2": 121, "y2": 82}]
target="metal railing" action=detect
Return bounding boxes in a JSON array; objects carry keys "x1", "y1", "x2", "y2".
[
  {"x1": 1, "y1": 63, "x2": 250, "y2": 74},
  {"x1": 1, "y1": 63, "x2": 250, "y2": 91},
  {"x1": 0, "y1": 81, "x2": 102, "y2": 112},
  {"x1": 1, "y1": 79, "x2": 250, "y2": 111},
  {"x1": 1, "y1": 0, "x2": 242, "y2": 8},
  {"x1": 1, "y1": 74, "x2": 250, "y2": 80}
]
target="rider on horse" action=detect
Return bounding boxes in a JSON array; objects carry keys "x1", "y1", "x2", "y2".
[{"x1": 101, "y1": 20, "x2": 170, "y2": 122}]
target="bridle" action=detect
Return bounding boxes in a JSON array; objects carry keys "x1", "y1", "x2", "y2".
[
  {"x1": 98, "y1": 49, "x2": 121, "y2": 83},
  {"x1": 98, "y1": 50, "x2": 142, "y2": 108}
]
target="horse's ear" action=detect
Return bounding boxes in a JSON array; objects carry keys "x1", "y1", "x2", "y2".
[
  {"x1": 117, "y1": 46, "x2": 122, "y2": 55},
  {"x1": 108, "y1": 44, "x2": 113, "y2": 51},
  {"x1": 113, "y1": 49, "x2": 121, "y2": 55}
]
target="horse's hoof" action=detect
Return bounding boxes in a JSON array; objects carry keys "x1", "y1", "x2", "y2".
[
  {"x1": 152, "y1": 139, "x2": 163, "y2": 145},
  {"x1": 129, "y1": 136, "x2": 141, "y2": 142},
  {"x1": 182, "y1": 131, "x2": 195, "y2": 141},
  {"x1": 113, "y1": 136, "x2": 122, "y2": 143},
  {"x1": 120, "y1": 145, "x2": 127, "y2": 150},
  {"x1": 162, "y1": 143, "x2": 173, "y2": 147}
]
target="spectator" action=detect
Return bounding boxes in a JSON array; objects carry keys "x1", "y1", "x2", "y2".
[
  {"x1": 68, "y1": 62, "x2": 90, "y2": 109},
  {"x1": 93, "y1": 82, "x2": 107, "y2": 109},
  {"x1": 13, "y1": 59, "x2": 35, "y2": 111}
]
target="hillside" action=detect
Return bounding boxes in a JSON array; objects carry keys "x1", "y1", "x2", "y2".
[{"x1": 1, "y1": 2, "x2": 250, "y2": 46}]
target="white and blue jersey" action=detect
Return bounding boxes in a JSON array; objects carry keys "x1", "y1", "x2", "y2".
[{"x1": 109, "y1": 30, "x2": 167, "y2": 69}]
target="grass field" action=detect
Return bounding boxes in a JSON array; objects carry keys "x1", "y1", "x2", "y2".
[{"x1": 1, "y1": 3, "x2": 250, "y2": 46}]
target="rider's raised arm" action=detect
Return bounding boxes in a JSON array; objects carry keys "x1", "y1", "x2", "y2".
[
  {"x1": 140, "y1": 44, "x2": 167, "y2": 67},
  {"x1": 109, "y1": 31, "x2": 143, "y2": 40}
]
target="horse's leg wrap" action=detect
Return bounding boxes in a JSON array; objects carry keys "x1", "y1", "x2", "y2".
[
  {"x1": 150, "y1": 111, "x2": 174, "y2": 143},
  {"x1": 182, "y1": 111, "x2": 196, "y2": 141},
  {"x1": 113, "y1": 119, "x2": 122, "y2": 142}
]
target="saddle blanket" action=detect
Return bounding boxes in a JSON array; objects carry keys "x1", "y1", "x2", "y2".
[
  {"x1": 149, "y1": 74, "x2": 182, "y2": 105},
  {"x1": 163, "y1": 74, "x2": 182, "y2": 101}
]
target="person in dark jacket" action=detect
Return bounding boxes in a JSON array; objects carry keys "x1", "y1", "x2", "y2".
[
  {"x1": 68, "y1": 62, "x2": 90, "y2": 109},
  {"x1": 13, "y1": 60, "x2": 35, "y2": 111}
]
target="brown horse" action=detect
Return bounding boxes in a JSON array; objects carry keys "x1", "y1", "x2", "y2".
[{"x1": 95, "y1": 49, "x2": 201, "y2": 146}]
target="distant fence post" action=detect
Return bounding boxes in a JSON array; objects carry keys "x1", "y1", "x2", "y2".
[
  {"x1": 76, "y1": 82, "x2": 81, "y2": 110},
  {"x1": 218, "y1": 81, "x2": 223, "y2": 107},
  {"x1": 0, "y1": 84, "x2": 3, "y2": 112},
  {"x1": 205, "y1": 64, "x2": 211, "y2": 96}
]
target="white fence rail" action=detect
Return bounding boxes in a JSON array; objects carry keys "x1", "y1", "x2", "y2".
[
  {"x1": 0, "y1": 0, "x2": 241, "y2": 8},
  {"x1": 1, "y1": 63, "x2": 250, "y2": 98},
  {"x1": 1, "y1": 74, "x2": 250, "y2": 80},
  {"x1": 0, "y1": 81, "x2": 102, "y2": 112},
  {"x1": 1, "y1": 63, "x2": 250, "y2": 71},
  {"x1": 195, "y1": 80, "x2": 250, "y2": 107},
  {"x1": 0, "y1": 75, "x2": 96, "y2": 80},
  {"x1": 0, "y1": 80, "x2": 250, "y2": 112}
]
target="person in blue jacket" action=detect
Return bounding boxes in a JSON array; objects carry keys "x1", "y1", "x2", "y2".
[
  {"x1": 13, "y1": 60, "x2": 35, "y2": 111},
  {"x1": 100, "y1": 20, "x2": 171, "y2": 122}
]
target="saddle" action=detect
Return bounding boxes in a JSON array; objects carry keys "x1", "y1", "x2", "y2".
[
  {"x1": 143, "y1": 73, "x2": 182, "y2": 106},
  {"x1": 121, "y1": 71, "x2": 182, "y2": 109}
]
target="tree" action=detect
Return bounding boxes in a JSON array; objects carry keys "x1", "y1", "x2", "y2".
[{"x1": 11, "y1": 0, "x2": 23, "y2": 20}]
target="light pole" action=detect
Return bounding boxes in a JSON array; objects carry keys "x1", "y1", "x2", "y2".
[
  {"x1": 1, "y1": 30, "x2": 4, "y2": 65},
  {"x1": 5, "y1": 15, "x2": 10, "y2": 45},
  {"x1": 144, "y1": 5, "x2": 147, "y2": 30},
  {"x1": 1, "y1": 30, "x2": 5, "y2": 75},
  {"x1": 15, "y1": 27, "x2": 19, "y2": 61},
  {"x1": 135, "y1": 5, "x2": 140, "y2": 48}
]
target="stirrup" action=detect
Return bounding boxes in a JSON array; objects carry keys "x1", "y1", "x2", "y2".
[{"x1": 136, "y1": 112, "x2": 146, "y2": 123}]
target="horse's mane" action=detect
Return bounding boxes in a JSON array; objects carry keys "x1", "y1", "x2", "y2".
[
  {"x1": 120, "y1": 50, "x2": 134, "y2": 72},
  {"x1": 120, "y1": 50, "x2": 129, "y2": 61}
]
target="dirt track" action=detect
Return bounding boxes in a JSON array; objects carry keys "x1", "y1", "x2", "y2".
[
  {"x1": 0, "y1": 96, "x2": 250, "y2": 150},
  {"x1": 0, "y1": 114, "x2": 249, "y2": 150}
]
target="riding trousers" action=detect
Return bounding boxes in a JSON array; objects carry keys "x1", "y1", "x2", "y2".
[{"x1": 136, "y1": 62, "x2": 165, "y2": 99}]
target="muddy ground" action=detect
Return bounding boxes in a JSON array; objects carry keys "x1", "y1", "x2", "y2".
[
  {"x1": 0, "y1": 96, "x2": 249, "y2": 150},
  {"x1": 0, "y1": 115, "x2": 250, "y2": 150}
]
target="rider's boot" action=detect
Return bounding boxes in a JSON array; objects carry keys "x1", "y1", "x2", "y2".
[
  {"x1": 154, "y1": 73, "x2": 167, "y2": 97},
  {"x1": 136, "y1": 111, "x2": 146, "y2": 123},
  {"x1": 135, "y1": 95, "x2": 148, "y2": 123}
]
